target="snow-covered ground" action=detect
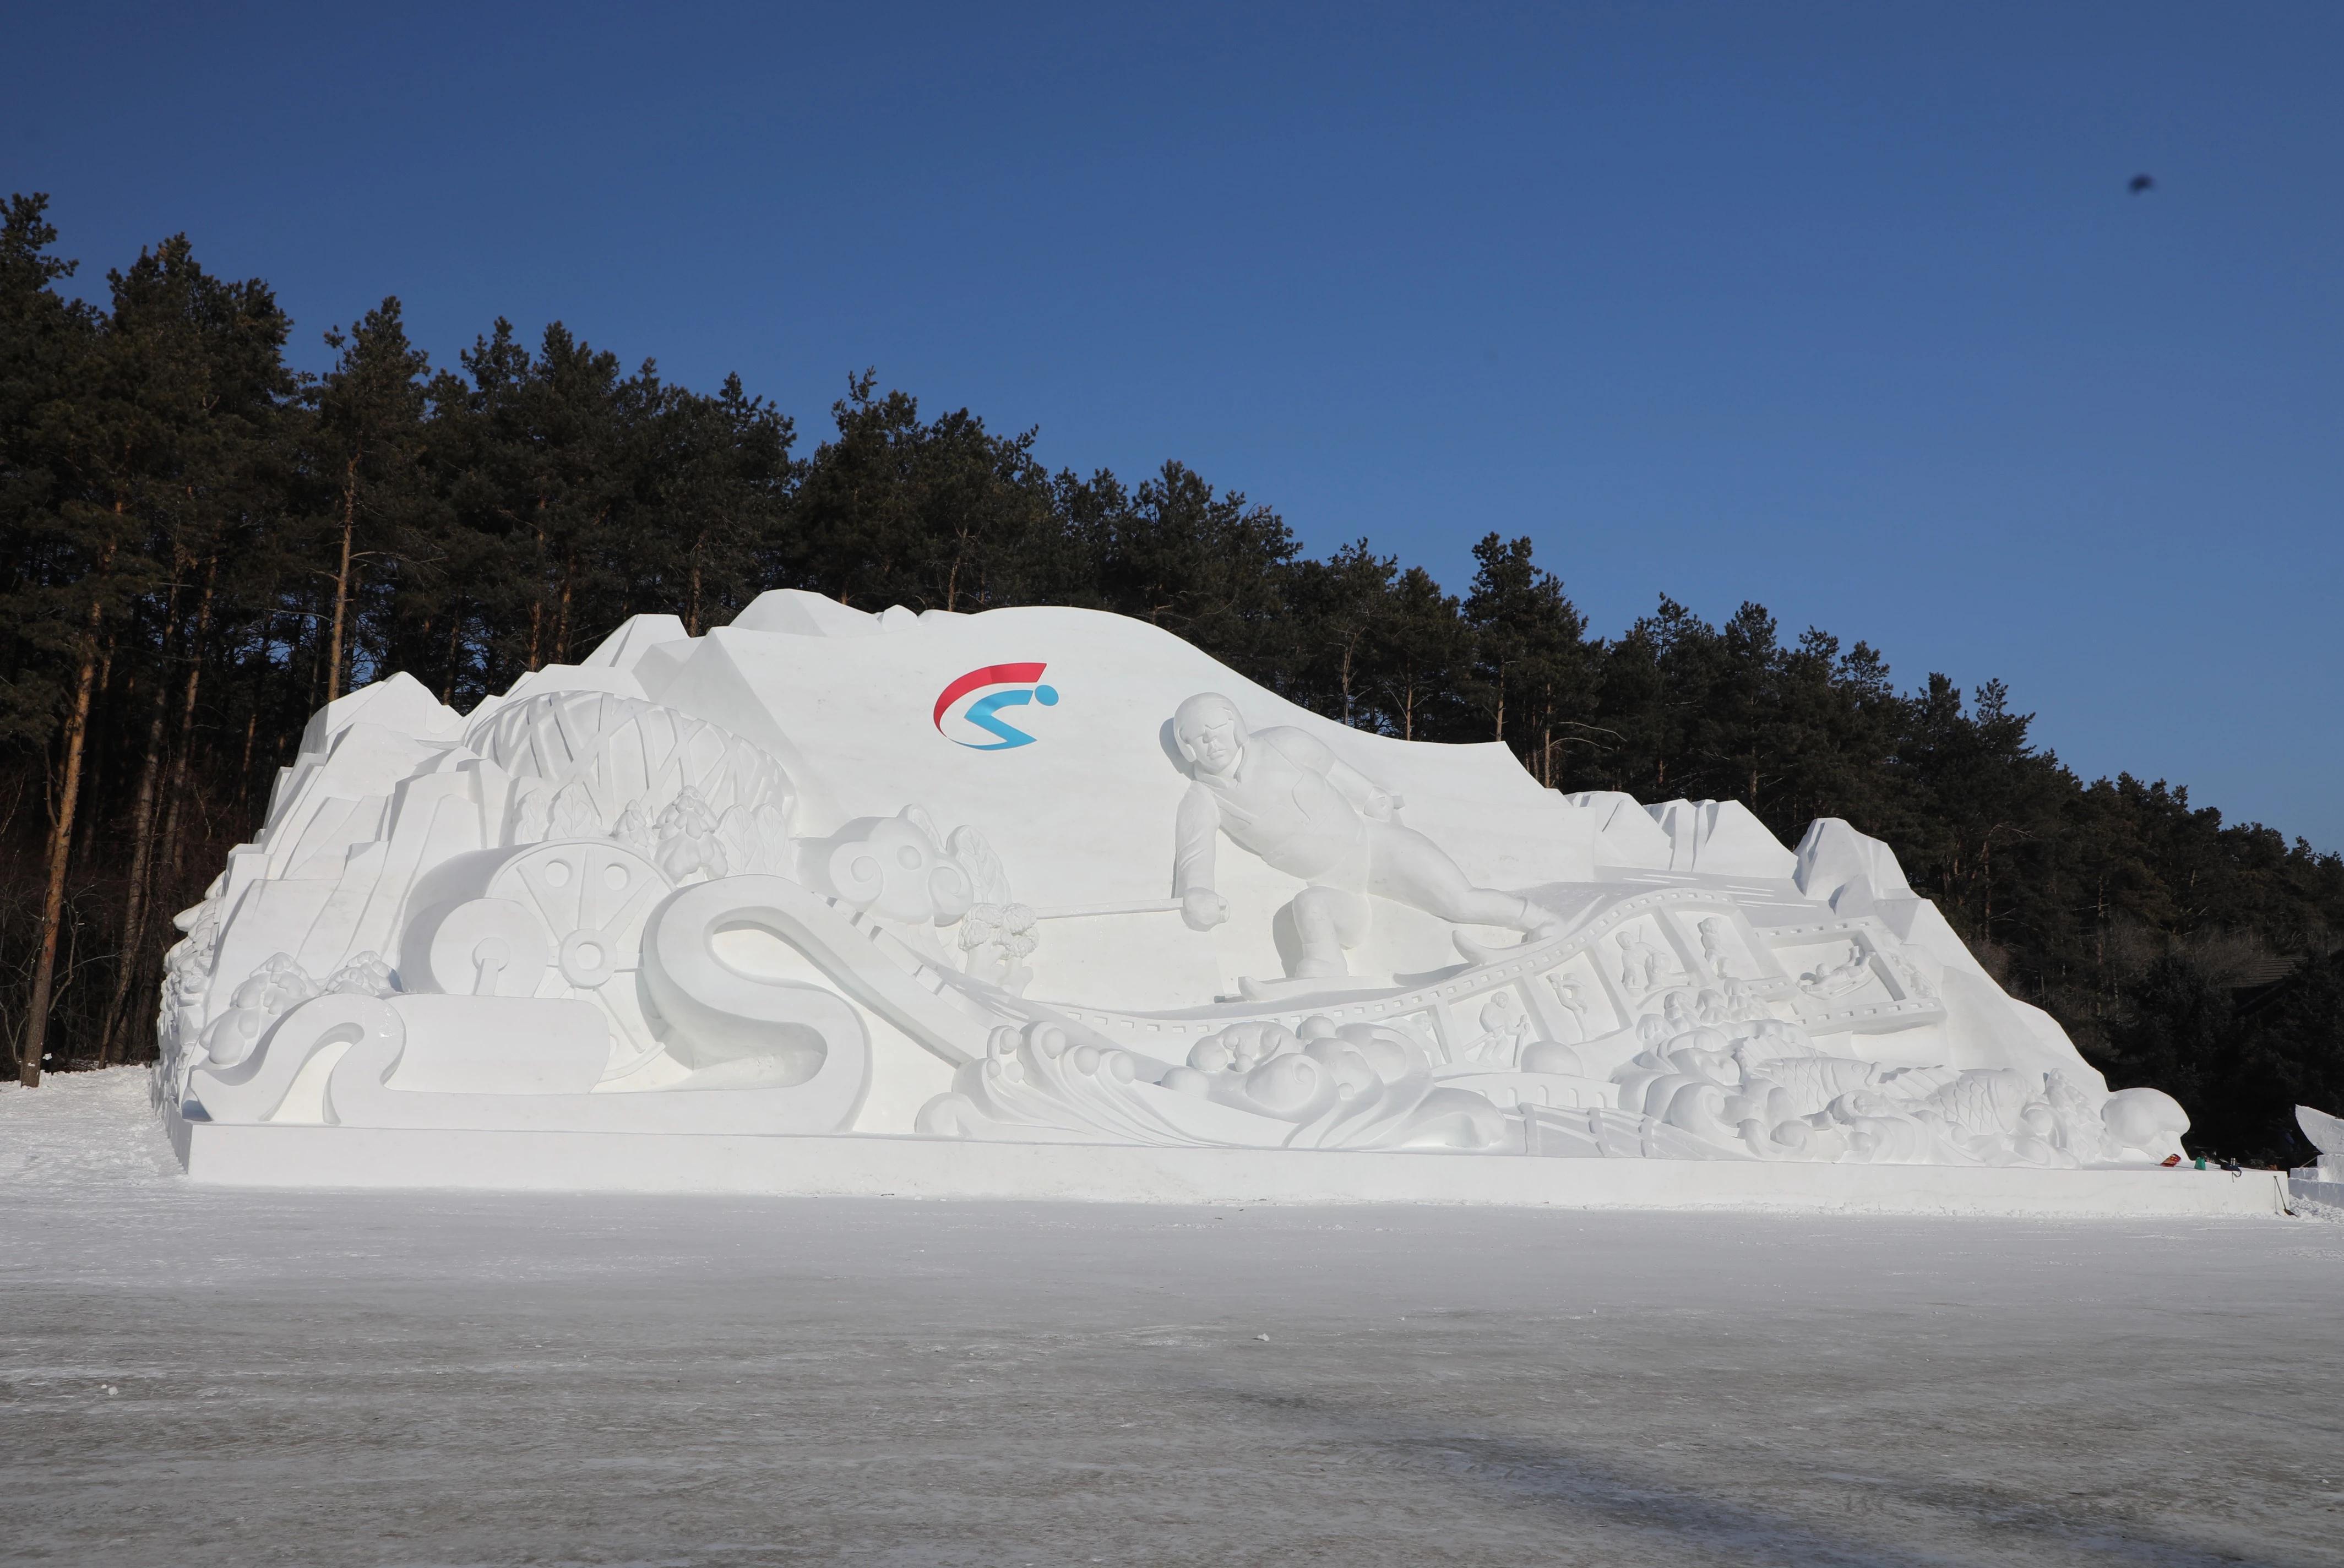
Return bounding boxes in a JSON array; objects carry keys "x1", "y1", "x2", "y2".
[{"x1": 4, "y1": 1069, "x2": 2340, "y2": 1567}]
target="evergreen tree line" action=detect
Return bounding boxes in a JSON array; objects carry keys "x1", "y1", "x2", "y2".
[{"x1": 5, "y1": 195, "x2": 2338, "y2": 1160}]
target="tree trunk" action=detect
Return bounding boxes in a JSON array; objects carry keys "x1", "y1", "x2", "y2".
[
  {"x1": 235, "y1": 707, "x2": 258, "y2": 810},
  {"x1": 526, "y1": 511, "x2": 547, "y2": 671},
  {"x1": 441, "y1": 609, "x2": 462, "y2": 705},
  {"x1": 326, "y1": 452, "x2": 360, "y2": 705},
  {"x1": 100, "y1": 624, "x2": 177, "y2": 1062},
  {"x1": 156, "y1": 558, "x2": 217, "y2": 921},
  {"x1": 1982, "y1": 829, "x2": 1994, "y2": 933},
  {"x1": 2094, "y1": 874, "x2": 2107, "y2": 994},
  {"x1": 554, "y1": 545, "x2": 574, "y2": 663},
  {"x1": 20, "y1": 575, "x2": 111, "y2": 1086},
  {"x1": 303, "y1": 596, "x2": 326, "y2": 714}
]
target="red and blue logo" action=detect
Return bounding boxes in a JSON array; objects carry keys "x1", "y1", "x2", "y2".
[{"x1": 933, "y1": 663, "x2": 1060, "y2": 750}]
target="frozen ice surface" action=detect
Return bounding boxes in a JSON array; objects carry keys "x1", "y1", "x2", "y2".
[{"x1": 4, "y1": 1070, "x2": 2341, "y2": 1567}]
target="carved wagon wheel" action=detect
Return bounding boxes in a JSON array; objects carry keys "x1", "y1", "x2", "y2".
[{"x1": 482, "y1": 839, "x2": 673, "y2": 1080}]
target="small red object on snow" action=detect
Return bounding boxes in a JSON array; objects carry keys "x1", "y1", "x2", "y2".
[{"x1": 2161, "y1": 1155, "x2": 2183, "y2": 1167}]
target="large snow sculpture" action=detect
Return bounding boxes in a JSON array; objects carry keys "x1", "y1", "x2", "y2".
[
  {"x1": 2299, "y1": 1105, "x2": 2344, "y2": 1179},
  {"x1": 155, "y1": 591, "x2": 2199, "y2": 1188},
  {"x1": 2293, "y1": 1104, "x2": 2344, "y2": 1206}
]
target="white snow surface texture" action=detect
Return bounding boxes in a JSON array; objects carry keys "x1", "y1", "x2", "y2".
[{"x1": 4, "y1": 1069, "x2": 2341, "y2": 1567}]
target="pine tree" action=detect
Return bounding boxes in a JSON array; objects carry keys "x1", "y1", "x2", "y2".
[
  {"x1": 1285, "y1": 539, "x2": 1398, "y2": 726},
  {"x1": 788, "y1": 372, "x2": 1058, "y2": 614},
  {"x1": 1366, "y1": 565, "x2": 1470, "y2": 742},
  {"x1": 653, "y1": 373, "x2": 797, "y2": 635},
  {"x1": 309, "y1": 298, "x2": 431, "y2": 704},
  {"x1": 1086, "y1": 460, "x2": 1297, "y2": 682},
  {"x1": 91, "y1": 237, "x2": 292, "y2": 1064},
  {"x1": 1462, "y1": 533, "x2": 1589, "y2": 784},
  {"x1": 0, "y1": 193, "x2": 98, "y2": 1082}
]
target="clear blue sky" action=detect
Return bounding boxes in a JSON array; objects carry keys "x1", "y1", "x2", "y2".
[{"x1": 10, "y1": 3, "x2": 2340, "y2": 843}]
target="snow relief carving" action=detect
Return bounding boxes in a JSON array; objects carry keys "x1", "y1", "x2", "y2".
[
  {"x1": 153, "y1": 590, "x2": 2193, "y2": 1184},
  {"x1": 1170, "y1": 692, "x2": 1560, "y2": 993}
]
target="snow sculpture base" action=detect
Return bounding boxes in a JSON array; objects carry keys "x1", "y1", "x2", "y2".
[
  {"x1": 162, "y1": 1106, "x2": 2280, "y2": 1216},
  {"x1": 156, "y1": 591, "x2": 2216, "y2": 1212}
]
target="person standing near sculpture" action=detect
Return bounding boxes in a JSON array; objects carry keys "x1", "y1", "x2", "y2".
[{"x1": 1169, "y1": 693, "x2": 1560, "y2": 979}]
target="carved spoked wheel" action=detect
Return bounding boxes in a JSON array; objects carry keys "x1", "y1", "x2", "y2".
[{"x1": 483, "y1": 840, "x2": 673, "y2": 1080}]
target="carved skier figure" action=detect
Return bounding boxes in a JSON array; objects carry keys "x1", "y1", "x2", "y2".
[{"x1": 1169, "y1": 693, "x2": 1559, "y2": 979}]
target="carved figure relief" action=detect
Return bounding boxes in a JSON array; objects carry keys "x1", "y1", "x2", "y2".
[
  {"x1": 1697, "y1": 918, "x2": 1739, "y2": 980},
  {"x1": 1462, "y1": 988, "x2": 1536, "y2": 1066},
  {"x1": 925, "y1": 1015, "x2": 1510, "y2": 1152},
  {"x1": 958, "y1": 903, "x2": 1039, "y2": 992},
  {"x1": 1616, "y1": 929, "x2": 1673, "y2": 992},
  {"x1": 1167, "y1": 693, "x2": 1560, "y2": 981},
  {"x1": 1877, "y1": 947, "x2": 1938, "y2": 1002},
  {"x1": 655, "y1": 787, "x2": 728, "y2": 883},
  {"x1": 1547, "y1": 975, "x2": 1593, "y2": 1042},
  {"x1": 1798, "y1": 943, "x2": 1873, "y2": 1000}
]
